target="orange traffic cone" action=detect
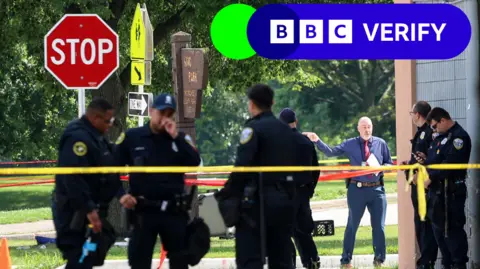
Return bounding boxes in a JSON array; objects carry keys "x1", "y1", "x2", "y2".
[
  {"x1": 157, "y1": 244, "x2": 167, "y2": 269},
  {"x1": 0, "y1": 238, "x2": 12, "y2": 269}
]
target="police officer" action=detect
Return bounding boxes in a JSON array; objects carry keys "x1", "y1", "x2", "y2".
[
  {"x1": 279, "y1": 108, "x2": 320, "y2": 269},
  {"x1": 216, "y1": 84, "x2": 298, "y2": 269},
  {"x1": 114, "y1": 93, "x2": 201, "y2": 269},
  {"x1": 401, "y1": 101, "x2": 438, "y2": 269},
  {"x1": 52, "y1": 98, "x2": 120, "y2": 269},
  {"x1": 416, "y1": 107, "x2": 471, "y2": 269}
]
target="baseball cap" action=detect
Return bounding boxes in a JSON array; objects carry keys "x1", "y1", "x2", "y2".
[
  {"x1": 153, "y1": 93, "x2": 176, "y2": 111},
  {"x1": 279, "y1": 108, "x2": 296, "y2": 123}
]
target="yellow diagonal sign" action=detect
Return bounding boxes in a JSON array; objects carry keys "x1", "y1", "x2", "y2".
[
  {"x1": 130, "y1": 3, "x2": 145, "y2": 60},
  {"x1": 131, "y1": 61, "x2": 145, "y2": 85}
]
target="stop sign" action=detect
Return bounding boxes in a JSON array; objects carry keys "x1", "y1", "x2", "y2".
[{"x1": 44, "y1": 14, "x2": 119, "y2": 89}]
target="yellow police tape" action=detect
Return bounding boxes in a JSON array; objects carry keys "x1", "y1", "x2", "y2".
[
  {"x1": 1, "y1": 162, "x2": 478, "y2": 222},
  {"x1": 318, "y1": 156, "x2": 397, "y2": 164}
]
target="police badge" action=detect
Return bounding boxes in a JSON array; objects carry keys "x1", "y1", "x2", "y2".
[{"x1": 453, "y1": 138, "x2": 464, "y2": 150}]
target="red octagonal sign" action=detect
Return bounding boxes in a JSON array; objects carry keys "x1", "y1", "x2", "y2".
[{"x1": 44, "y1": 14, "x2": 119, "y2": 89}]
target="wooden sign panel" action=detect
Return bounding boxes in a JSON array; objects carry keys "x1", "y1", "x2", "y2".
[{"x1": 181, "y1": 48, "x2": 208, "y2": 118}]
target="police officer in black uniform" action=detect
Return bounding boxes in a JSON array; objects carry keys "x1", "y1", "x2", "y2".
[
  {"x1": 114, "y1": 93, "x2": 201, "y2": 269},
  {"x1": 401, "y1": 101, "x2": 438, "y2": 269},
  {"x1": 216, "y1": 84, "x2": 297, "y2": 269},
  {"x1": 52, "y1": 98, "x2": 120, "y2": 269},
  {"x1": 279, "y1": 108, "x2": 320, "y2": 269},
  {"x1": 416, "y1": 107, "x2": 471, "y2": 269}
]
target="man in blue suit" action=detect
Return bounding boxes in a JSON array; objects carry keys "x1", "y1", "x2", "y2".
[{"x1": 304, "y1": 117, "x2": 393, "y2": 268}]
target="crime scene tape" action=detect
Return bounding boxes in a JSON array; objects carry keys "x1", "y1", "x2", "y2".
[
  {"x1": 0, "y1": 169, "x2": 379, "y2": 188},
  {"x1": 0, "y1": 163, "x2": 477, "y2": 222}
]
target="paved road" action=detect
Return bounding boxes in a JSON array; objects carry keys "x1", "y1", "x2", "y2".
[{"x1": 0, "y1": 194, "x2": 399, "y2": 240}]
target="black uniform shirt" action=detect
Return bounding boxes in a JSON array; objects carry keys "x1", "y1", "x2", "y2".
[
  {"x1": 291, "y1": 128, "x2": 320, "y2": 188},
  {"x1": 424, "y1": 122, "x2": 471, "y2": 182},
  {"x1": 54, "y1": 116, "x2": 120, "y2": 213},
  {"x1": 224, "y1": 111, "x2": 297, "y2": 196},
  {"x1": 114, "y1": 123, "x2": 201, "y2": 200},
  {"x1": 409, "y1": 122, "x2": 434, "y2": 165}
]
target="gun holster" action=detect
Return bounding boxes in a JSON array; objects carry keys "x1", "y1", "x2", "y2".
[{"x1": 345, "y1": 178, "x2": 351, "y2": 188}]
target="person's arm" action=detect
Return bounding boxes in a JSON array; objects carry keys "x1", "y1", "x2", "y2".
[
  {"x1": 112, "y1": 132, "x2": 131, "y2": 200},
  {"x1": 311, "y1": 143, "x2": 320, "y2": 189},
  {"x1": 382, "y1": 141, "x2": 394, "y2": 166},
  {"x1": 315, "y1": 139, "x2": 347, "y2": 157},
  {"x1": 113, "y1": 132, "x2": 140, "y2": 209},
  {"x1": 304, "y1": 131, "x2": 348, "y2": 157},
  {"x1": 57, "y1": 136, "x2": 97, "y2": 213},
  {"x1": 175, "y1": 133, "x2": 201, "y2": 166},
  {"x1": 224, "y1": 126, "x2": 258, "y2": 196}
]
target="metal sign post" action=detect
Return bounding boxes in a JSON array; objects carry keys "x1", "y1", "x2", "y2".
[
  {"x1": 130, "y1": 3, "x2": 153, "y2": 126},
  {"x1": 78, "y1": 89, "x2": 86, "y2": 118}
]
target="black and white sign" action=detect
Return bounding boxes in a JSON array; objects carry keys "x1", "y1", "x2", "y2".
[{"x1": 128, "y1": 92, "x2": 153, "y2": 117}]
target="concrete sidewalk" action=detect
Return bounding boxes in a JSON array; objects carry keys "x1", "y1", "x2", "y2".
[{"x1": 54, "y1": 255, "x2": 400, "y2": 269}]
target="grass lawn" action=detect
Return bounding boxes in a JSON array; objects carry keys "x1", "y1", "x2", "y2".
[
  {"x1": 7, "y1": 225, "x2": 399, "y2": 269},
  {"x1": 0, "y1": 175, "x2": 398, "y2": 225}
]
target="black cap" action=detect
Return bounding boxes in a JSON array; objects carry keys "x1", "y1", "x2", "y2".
[
  {"x1": 279, "y1": 108, "x2": 296, "y2": 123},
  {"x1": 153, "y1": 93, "x2": 176, "y2": 111}
]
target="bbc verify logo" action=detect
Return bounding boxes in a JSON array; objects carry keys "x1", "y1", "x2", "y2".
[
  {"x1": 271, "y1": 20, "x2": 446, "y2": 44},
  {"x1": 245, "y1": 4, "x2": 471, "y2": 60}
]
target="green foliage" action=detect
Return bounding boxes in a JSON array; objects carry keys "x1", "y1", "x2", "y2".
[
  {"x1": 0, "y1": 0, "x2": 396, "y2": 163},
  {"x1": 195, "y1": 85, "x2": 249, "y2": 165}
]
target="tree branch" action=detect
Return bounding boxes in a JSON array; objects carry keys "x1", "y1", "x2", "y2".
[
  {"x1": 119, "y1": 4, "x2": 195, "y2": 88},
  {"x1": 109, "y1": 0, "x2": 127, "y2": 19}
]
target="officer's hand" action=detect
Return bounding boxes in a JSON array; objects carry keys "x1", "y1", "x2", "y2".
[
  {"x1": 87, "y1": 210, "x2": 102, "y2": 233},
  {"x1": 163, "y1": 118, "x2": 178, "y2": 139},
  {"x1": 120, "y1": 194, "x2": 137, "y2": 209},
  {"x1": 414, "y1": 152, "x2": 426, "y2": 164}
]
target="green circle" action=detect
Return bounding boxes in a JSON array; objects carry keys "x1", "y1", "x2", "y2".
[{"x1": 210, "y1": 4, "x2": 256, "y2": 60}]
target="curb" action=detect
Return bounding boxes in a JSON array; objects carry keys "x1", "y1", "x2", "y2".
[{"x1": 54, "y1": 255, "x2": 400, "y2": 269}]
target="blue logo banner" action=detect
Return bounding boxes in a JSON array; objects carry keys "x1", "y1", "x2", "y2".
[{"x1": 247, "y1": 4, "x2": 471, "y2": 60}]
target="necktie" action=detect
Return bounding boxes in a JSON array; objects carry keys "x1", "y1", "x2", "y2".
[
  {"x1": 365, "y1": 140, "x2": 372, "y2": 178},
  {"x1": 364, "y1": 140, "x2": 370, "y2": 160}
]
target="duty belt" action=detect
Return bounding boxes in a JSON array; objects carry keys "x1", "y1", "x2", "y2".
[
  {"x1": 135, "y1": 197, "x2": 188, "y2": 212},
  {"x1": 350, "y1": 180, "x2": 382, "y2": 188}
]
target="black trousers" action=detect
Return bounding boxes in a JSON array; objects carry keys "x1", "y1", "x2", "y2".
[
  {"x1": 291, "y1": 186, "x2": 319, "y2": 268},
  {"x1": 411, "y1": 184, "x2": 438, "y2": 266},
  {"x1": 428, "y1": 183, "x2": 469, "y2": 268},
  {"x1": 128, "y1": 210, "x2": 189, "y2": 269},
  {"x1": 235, "y1": 187, "x2": 295, "y2": 269}
]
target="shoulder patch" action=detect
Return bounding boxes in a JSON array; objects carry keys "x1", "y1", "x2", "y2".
[
  {"x1": 73, "y1": 141, "x2": 88, "y2": 156},
  {"x1": 420, "y1": 131, "x2": 425, "y2": 140},
  {"x1": 240, "y1": 127, "x2": 253, "y2": 144},
  {"x1": 453, "y1": 138, "x2": 463, "y2": 150},
  {"x1": 185, "y1": 134, "x2": 195, "y2": 147},
  {"x1": 115, "y1": 132, "x2": 125, "y2": 145}
]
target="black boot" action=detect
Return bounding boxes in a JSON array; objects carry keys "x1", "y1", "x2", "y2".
[{"x1": 452, "y1": 264, "x2": 466, "y2": 269}]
